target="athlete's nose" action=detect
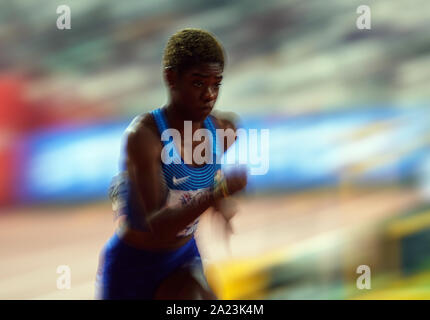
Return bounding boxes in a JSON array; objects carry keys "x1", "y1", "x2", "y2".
[{"x1": 203, "y1": 86, "x2": 217, "y2": 102}]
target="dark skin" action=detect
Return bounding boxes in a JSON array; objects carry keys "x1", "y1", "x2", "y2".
[{"x1": 118, "y1": 62, "x2": 247, "y2": 299}]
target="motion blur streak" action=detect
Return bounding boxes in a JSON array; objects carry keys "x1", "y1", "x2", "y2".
[{"x1": 0, "y1": 0, "x2": 429, "y2": 299}]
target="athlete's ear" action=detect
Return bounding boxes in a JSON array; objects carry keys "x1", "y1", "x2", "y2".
[{"x1": 164, "y1": 67, "x2": 178, "y2": 90}]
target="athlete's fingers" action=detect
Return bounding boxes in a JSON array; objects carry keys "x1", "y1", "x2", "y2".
[
  {"x1": 221, "y1": 218, "x2": 233, "y2": 256},
  {"x1": 224, "y1": 167, "x2": 248, "y2": 195},
  {"x1": 209, "y1": 206, "x2": 234, "y2": 255},
  {"x1": 214, "y1": 198, "x2": 238, "y2": 222}
]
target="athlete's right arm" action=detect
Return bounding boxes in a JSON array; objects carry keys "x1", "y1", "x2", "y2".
[{"x1": 126, "y1": 118, "x2": 246, "y2": 240}]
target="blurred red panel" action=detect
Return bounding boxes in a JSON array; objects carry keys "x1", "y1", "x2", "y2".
[
  {"x1": 0, "y1": 142, "x2": 15, "y2": 206},
  {"x1": 0, "y1": 74, "x2": 30, "y2": 132},
  {"x1": 0, "y1": 72, "x2": 113, "y2": 134}
]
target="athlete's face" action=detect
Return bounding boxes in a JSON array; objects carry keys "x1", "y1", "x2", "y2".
[{"x1": 170, "y1": 63, "x2": 223, "y2": 121}]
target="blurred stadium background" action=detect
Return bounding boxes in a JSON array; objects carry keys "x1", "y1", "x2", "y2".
[{"x1": 1, "y1": 0, "x2": 430, "y2": 299}]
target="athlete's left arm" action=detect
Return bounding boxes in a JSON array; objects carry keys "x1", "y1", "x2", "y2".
[
  {"x1": 210, "y1": 110, "x2": 245, "y2": 236},
  {"x1": 210, "y1": 110, "x2": 241, "y2": 154}
]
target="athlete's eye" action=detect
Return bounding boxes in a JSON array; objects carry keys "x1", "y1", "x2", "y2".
[
  {"x1": 215, "y1": 82, "x2": 222, "y2": 88},
  {"x1": 193, "y1": 81, "x2": 204, "y2": 88}
]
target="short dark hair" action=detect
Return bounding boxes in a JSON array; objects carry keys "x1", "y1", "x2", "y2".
[{"x1": 163, "y1": 28, "x2": 225, "y2": 73}]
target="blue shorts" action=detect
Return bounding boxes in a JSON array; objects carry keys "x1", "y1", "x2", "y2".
[{"x1": 95, "y1": 232, "x2": 203, "y2": 299}]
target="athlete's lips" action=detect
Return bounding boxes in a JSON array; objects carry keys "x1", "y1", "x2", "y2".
[{"x1": 201, "y1": 105, "x2": 213, "y2": 112}]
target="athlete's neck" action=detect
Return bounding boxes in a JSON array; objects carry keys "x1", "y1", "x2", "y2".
[{"x1": 164, "y1": 103, "x2": 205, "y2": 132}]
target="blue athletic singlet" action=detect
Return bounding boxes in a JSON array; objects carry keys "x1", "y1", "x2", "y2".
[
  {"x1": 95, "y1": 107, "x2": 222, "y2": 299},
  {"x1": 109, "y1": 107, "x2": 222, "y2": 237}
]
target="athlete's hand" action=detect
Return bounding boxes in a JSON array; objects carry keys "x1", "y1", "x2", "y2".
[
  {"x1": 211, "y1": 198, "x2": 238, "y2": 255},
  {"x1": 224, "y1": 166, "x2": 248, "y2": 196},
  {"x1": 214, "y1": 197, "x2": 238, "y2": 224}
]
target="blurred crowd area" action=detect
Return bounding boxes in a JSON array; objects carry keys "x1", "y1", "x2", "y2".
[{"x1": 1, "y1": 0, "x2": 430, "y2": 299}]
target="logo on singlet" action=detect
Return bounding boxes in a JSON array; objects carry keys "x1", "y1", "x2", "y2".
[{"x1": 173, "y1": 176, "x2": 190, "y2": 185}]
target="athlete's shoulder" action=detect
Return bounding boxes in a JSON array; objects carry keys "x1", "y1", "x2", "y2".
[
  {"x1": 125, "y1": 112, "x2": 158, "y2": 137},
  {"x1": 126, "y1": 111, "x2": 161, "y2": 161},
  {"x1": 209, "y1": 110, "x2": 240, "y2": 131}
]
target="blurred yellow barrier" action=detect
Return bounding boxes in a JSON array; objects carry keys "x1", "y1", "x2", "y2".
[
  {"x1": 386, "y1": 209, "x2": 430, "y2": 238},
  {"x1": 352, "y1": 271, "x2": 430, "y2": 300},
  {"x1": 205, "y1": 249, "x2": 288, "y2": 299}
]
